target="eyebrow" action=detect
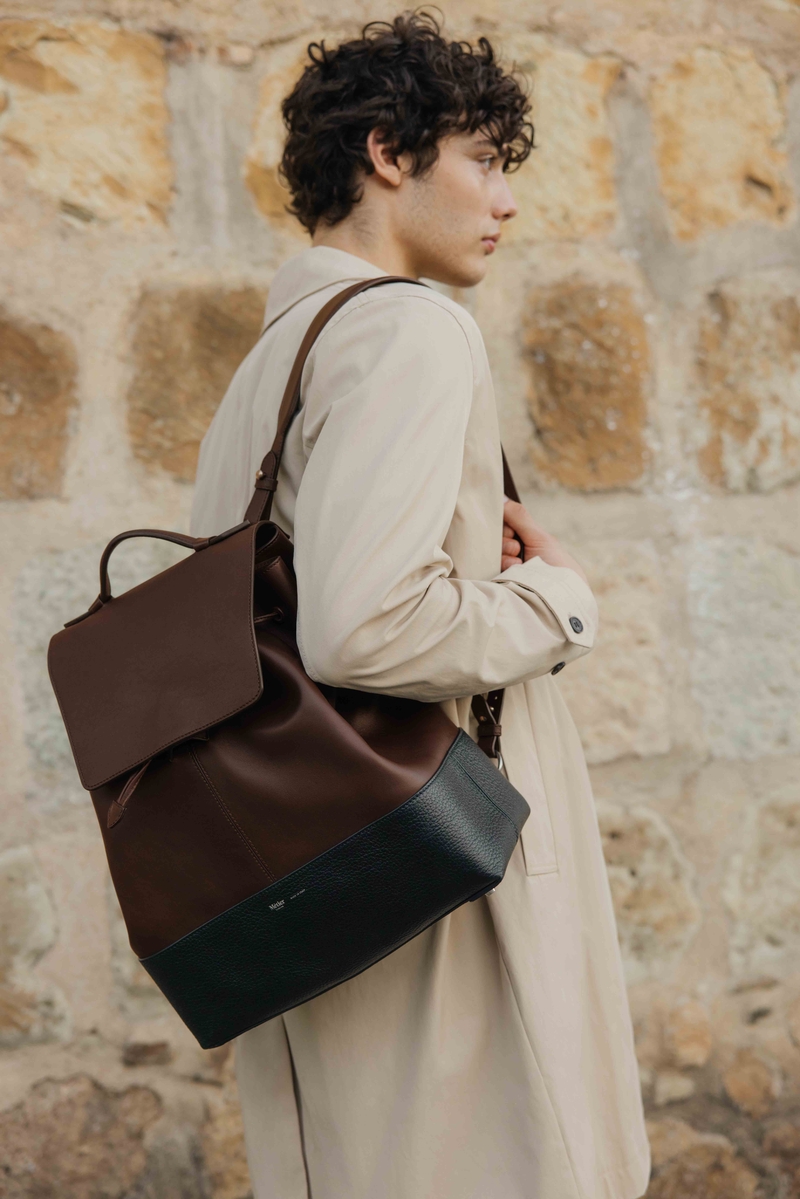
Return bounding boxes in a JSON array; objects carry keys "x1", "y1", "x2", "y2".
[{"x1": 472, "y1": 137, "x2": 502, "y2": 154}]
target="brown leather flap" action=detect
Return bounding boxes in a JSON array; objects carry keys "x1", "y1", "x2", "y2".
[{"x1": 48, "y1": 523, "x2": 263, "y2": 791}]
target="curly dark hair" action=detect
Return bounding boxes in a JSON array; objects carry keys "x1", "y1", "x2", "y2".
[{"x1": 280, "y1": 10, "x2": 534, "y2": 234}]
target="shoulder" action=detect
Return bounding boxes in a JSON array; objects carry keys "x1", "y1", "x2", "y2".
[{"x1": 315, "y1": 281, "x2": 485, "y2": 376}]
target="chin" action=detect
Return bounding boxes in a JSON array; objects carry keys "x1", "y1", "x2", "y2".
[{"x1": 425, "y1": 256, "x2": 488, "y2": 290}]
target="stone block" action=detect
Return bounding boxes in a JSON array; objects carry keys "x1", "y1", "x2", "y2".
[
  {"x1": 686, "y1": 538, "x2": 800, "y2": 759},
  {"x1": 523, "y1": 278, "x2": 650, "y2": 489},
  {"x1": 122, "y1": 1040, "x2": 173, "y2": 1067},
  {"x1": 787, "y1": 996, "x2": 800, "y2": 1047},
  {"x1": 202, "y1": 1084, "x2": 252, "y2": 1199},
  {"x1": 597, "y1": 803, "x2": 700, "y2": 984},
  {"x1": 722, "y1": 1047, "x2": 781, "y2": 1118},
  {"x1": 646, "y1": 1117, "x2": 731, "y2": 1169},
  {"x1": 693, "y1": 272, "x2": 800, "y2": 493},
  {"x1": 0, "y1": 1074, "x2": 161, "y2": 1198},
  {"x1": 0, "y1": 845, "x2": 69, "y2": 1047},
  {"x1": 0, "y1": 308, "x2": 77, "y2": 499},
  {"x1": 0, "y1": 20, "x2": 172, "y2": 226},
  {"x1": 762, "y1": 1121, "x2": 800, "y2": 1194},
  {"x1": 127, "y1": 1125, "x2": 211, "y2": 1199},
  {"x1": 502, "y1": 36, "x2": 620, "y2": 242},
  {"x1": 127, "y1": 284, "x2": 266, "y2": 482},
  {"x1": 647, "y1": 1140, "x2": 759, "y2": 1198},
  {"x1": 724, "y1": 770, "x2": 800, "y2": 982},
  {"x1": 556, "y1": 540, "x2": 669, "y2": 763},
  {"x1": 650, "y1": 46, "x2": 794, "y2": 242},
  {"x1": 14, "y1": 539, "x2": 188, "y2": 811},
  {"x1": 245, "y1": 40, "x2": 311, "y2": 229},
  {"x1": 653, "y1": 1071, "x2": 696, "y2": 1106},
  {"x1": 664, "y1": 1000, "x2": 712, "y2": 1068}
]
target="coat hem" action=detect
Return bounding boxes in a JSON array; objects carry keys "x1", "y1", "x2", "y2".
[{"x1": 599, "y1": 1150, "x2": 652, "y2": 1199}]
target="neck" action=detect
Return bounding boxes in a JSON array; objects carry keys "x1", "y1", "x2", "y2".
[{"x1": 311, "y1": 206, "x2": 420, "y2": 279}]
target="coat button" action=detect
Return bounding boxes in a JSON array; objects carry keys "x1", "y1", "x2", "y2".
[
  {"x1": 551, "y1": 662, "x2": 566, "y2": 675},
  {"x1": 569, "y1": 616, "x2": 584, "y2": 634}
]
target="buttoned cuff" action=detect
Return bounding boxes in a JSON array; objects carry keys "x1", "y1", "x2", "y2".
[{"x1": 495, "y1": 557, "x2": 598, "y2": 649}]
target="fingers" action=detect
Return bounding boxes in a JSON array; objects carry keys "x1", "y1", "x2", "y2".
[
  {"x1": 503, "y1": 499, "x2": 548, "y2": 540},
  {"x1": 501, "y1": 554, "x2": 522, "y2": 571}
]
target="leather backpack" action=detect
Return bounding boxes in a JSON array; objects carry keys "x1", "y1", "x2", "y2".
[{"x1": 47, "y1": 277, "x2": 529, "y2": 1049}]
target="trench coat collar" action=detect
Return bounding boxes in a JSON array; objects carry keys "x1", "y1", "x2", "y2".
[{"x1": 262, "y1": 246, "x2": 389, "y2": 333}]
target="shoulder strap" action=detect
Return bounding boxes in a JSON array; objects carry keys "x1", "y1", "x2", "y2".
[
  {"x1": 243, "y1": 273, "x2": 520, "y2": 762},
  {"x1": 244, "y1": 273, "x2": 523, "y2": 524},
  {"x1": 244, "y1": 275, "x2": 422, "y2": 525}
]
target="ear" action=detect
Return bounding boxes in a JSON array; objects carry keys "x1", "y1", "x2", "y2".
[{"x1": 365, "y1": 128, "x2": 405, "y2": 188}]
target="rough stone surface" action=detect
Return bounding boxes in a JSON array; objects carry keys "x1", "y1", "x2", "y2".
[
  {"x1": 0, "y1": 1074, "x2": 162, "y2": 1198},
  {"x1": 646, "y1": 1140, "x2": 760, "y2": 1198},
  {"x1": 724, "y1": 781, "x2": 800, "y2": 982},
  {"x1": 14, "y1": 540, "x2": 189, "y2": 811},
  {"x1": 201, "y1": 1066, "x2": 252, "y2": 1199},
  {"x1": 787, "y1": 996, "x2": 800, "y2": 1048},
  {"x1": 0, "y1": 309, "x2": 77, "y2": 499},
  {"x1": 646, "y1": 1117, "x2": 732, "y2": 1169},
  {"x1": 123, "y1": 1040, "x2": 174, "y2": 1067},
  {"x1": 653, "y1": 1070, "x2": 696, "y2": 1105},
  {"x1": 722, "y1": 1047, "x2": 781, "y2": 1118},
  {"x1": 126, "y1": 1126, "x2": 211, "y2": 1199},
  {"x1": 0, "y1": 845, "x2": 69, "y2": 1046},
  {"x1": 694, "y1": 272, "x2": 800, "y2": 493},
  {"x1": 762, "y1": 1121, "x2": 800, "y2": 1195},
  {"x1": 127, "y1": 284, "x2": 266, "y2": 482},
  {"x1": 107, "y1": 878, "x2": 171, "y2": 1021},
  {"x1": 650, "y1": 46, "x2": 794, "y2": 242},
  {"x1": 502, "y1": 36, "x2": 620, "y2": 243},
  {"x1": 663, "y1": 1001, "x2": 713, "y2": 1068},
  {"x1": 245, "y1": 39, "x2": 313, "y2": 231},
  {"x1": 523, "y1": 278, "x2": 650, "y2": 490},
  {"x1": 556, "y1": 540, "x2": 669, "y2": 763},
  {"x1": 686, "y1": 538, "x2": 800, "y2": 759},
  {"x1": 0, "y1": 21, "x2": 172, "y2": 226},
  {"x1": 597, "y1": 802, "x2": 701, "y2": 984}
]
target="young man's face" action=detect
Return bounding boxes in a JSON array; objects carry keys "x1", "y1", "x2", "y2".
[{"x1": 397, "y1": 129, "x2": 519, "y2": 288}]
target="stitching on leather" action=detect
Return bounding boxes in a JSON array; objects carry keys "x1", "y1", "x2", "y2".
[
  {"x1": 75, "y1": 527, "x2": 263, "y2": 790},
  {"x1": 189, "y1": 747, "x2": 276, "y2": 883},
  {"x1": 449, "y1": 752, "x2": 523, "y2": 839}
]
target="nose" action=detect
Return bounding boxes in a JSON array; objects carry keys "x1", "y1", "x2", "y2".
[{"x1": 493, "y1": 172, "x2": 518, "y2": 223}]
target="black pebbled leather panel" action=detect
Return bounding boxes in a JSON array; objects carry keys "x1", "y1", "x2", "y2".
[{"x1": 141, "y1": 730, "x2": 529, "y2": 1047}]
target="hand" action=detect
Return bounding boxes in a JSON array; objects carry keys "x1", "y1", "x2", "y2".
[{"x1": 501, "y1": 499, "x2": 588, "y2": 584}]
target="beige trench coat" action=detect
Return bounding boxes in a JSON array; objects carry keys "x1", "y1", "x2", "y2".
[{"x1": 191, "y1": 246, "x2": 650, "y2": 1199}]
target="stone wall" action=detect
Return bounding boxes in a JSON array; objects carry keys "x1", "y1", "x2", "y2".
[{"x1": 1, "y1": 1, "x2": 799, "y2": 1195}]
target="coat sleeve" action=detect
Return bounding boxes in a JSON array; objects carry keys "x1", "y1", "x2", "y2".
[{"x1": 293, "y1": 291, "x2": 597, "y2": 702}]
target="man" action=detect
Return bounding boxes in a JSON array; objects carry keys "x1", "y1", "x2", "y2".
[{"x1": 191, "y1": 13, "x2": 650, "y2": 1199}]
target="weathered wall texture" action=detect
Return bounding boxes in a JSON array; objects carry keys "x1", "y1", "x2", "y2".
[{"x1": 1, "y1": 1, "x2": 800, "y2": 1195}]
